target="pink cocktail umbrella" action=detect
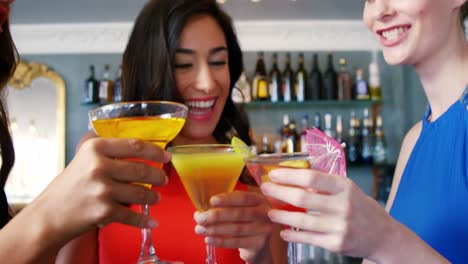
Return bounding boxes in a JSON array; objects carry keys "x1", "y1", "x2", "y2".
[{"x1": 305, "y1": 127, "x2": 347, "y2": 177}]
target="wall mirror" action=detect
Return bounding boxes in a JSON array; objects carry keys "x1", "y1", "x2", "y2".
[{"x1": 4, "y1": 60, "x2": 66, "y2": 210}]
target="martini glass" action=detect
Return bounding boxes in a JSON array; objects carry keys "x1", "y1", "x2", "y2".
[
  {"x1": 167, "y1": 144, "x2": 250, "y2": 264},
  {"x1": 244, "y1": 152, "x2": 317, "y2": 264},
  {"x1": 89, "y1": 101, "x2": 188, "y2": 264}
]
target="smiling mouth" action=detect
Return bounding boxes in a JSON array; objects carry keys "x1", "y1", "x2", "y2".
[
  {"x1": 185, "y1": 98, "x2": 216, "y2": 115},
  {"x1": 378, "y1": 26, "x2": 411, "y2": 41}
]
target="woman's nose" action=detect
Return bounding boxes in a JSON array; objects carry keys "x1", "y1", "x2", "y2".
[
  {"x1": 365, "y1": 0, "x2": 396, "y2": 22},
  {"x1": 194, "y1": 64, "x2": 216, "y2": 92}
]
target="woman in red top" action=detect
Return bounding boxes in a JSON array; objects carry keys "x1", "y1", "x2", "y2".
[{"x1": 57, "y1": 0, "x2": 286, "y2": 263}]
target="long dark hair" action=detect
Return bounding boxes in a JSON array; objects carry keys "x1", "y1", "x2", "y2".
[
  {"x1": 0, "y1": 19, "x2": 18, "y2": 227},
  {"x1": 121, "y1": 0, "x2": 252, "y2": 147}
]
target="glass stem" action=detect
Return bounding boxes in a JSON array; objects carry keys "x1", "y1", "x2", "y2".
[
  {"x1": 288, "y1": 227, "x2": 299, "y2": 264},
  {"x1": 205, "y1": 244, "x2": 217, "y2": 264},
  {"x1": 138, "y1": 203, "x2": 158, "y2": 264}
]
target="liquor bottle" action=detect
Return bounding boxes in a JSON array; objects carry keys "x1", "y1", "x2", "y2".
[
  {"x1": 300, "y1": 114, "x2": 309, "y2": 152},
  {"x1": 347, "y1": 110, "x2": 361, "y2": 164},
  {"x1": 259, "y1": 135, "x2": 273, "y2": 154},
  {"x1": 337, "y1": 58, "x2": 353, "y2": 100},
  {"x1": 373, "y1": 114, "x2": 387, "y2": 165},
  {"x1": 288, "y1": 119, "x2": 299, "y2": 152},
  {"x1": 99, "y1": 64, "x2": 114, "y2": 104},
  {"x1": 313, "y1": 112, "x2": 322, "y2": 130},
  {"x1": 323, "y1": 113, "x2": 335, "y2": 139},
  {"x1": 309, "y1": 53, "x2": 323, "y2": 100},
  {"x1": 252, "y1": 52, "x2": 269, "y2": 101},
  {"x1": 295, "y1": 53, "x2": 308, "y2": 102},
  {"x1": 269, "y1": 53, "x2": 282, "y2": 103},
  {"x1": 282, "y1": 53, "x2": 295, "y2": 103},
  {"x1": 232, "y1": 72, "x2": 251, "y2": 104},
  {"x1": 83, "y1": 65, "x2": 99, "y2": 103},
  {"x1": 369, "y1": 62, "x2": 382, "y2": 101},
  {"x1": 355, "y1": 68, "x2": 370, "y2": 100},
  {"x1": 280, "y1": 114, "x2": 294, "y2": 153},
  {"x1": 113, "y1": 65, "x2": 122, "y2": 102},
  {"x1": 335, "y1": 114, "x2": 345, "y2": 146},
  {"x1": 361, "y1": 108, "x2": 373, "y2": 164},
  {"x1": 323, "y1": 53, "x2": 338, "y2": 100}
]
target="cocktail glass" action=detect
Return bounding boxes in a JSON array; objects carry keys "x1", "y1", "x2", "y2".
[
  {"x1": 244, "y1": 152, "x2": 323, "y2": 264},
  {"x1": 89, "y1": 101, "x2": 188, "y2": 264},
  {"x1": 166, "y1": 144, "x2": 250, "y2": 264}
]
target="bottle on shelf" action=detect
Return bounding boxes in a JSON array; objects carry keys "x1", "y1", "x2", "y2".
[
  {"x1": 323, "y1": 113, "x2": 335, "y2": 139},
  {"x1": 335, "y1": 114, "x2": 345, "y2": 146},
  {"x1": 114, "y1": 65, "x2": 122, "y2": 103},
  {"x1": 269, "y1": 53, "x2": 282, "y2": 103},
  {"x1": 259, "y1": 135, "x2": 273, "y2": 154},
  {"x1": 323, "y1": 52, "x2": 338, "y2": 100},
  {"x1": 99, "y1": 64, "x2": 115, "y2": 104},
  {"x1": 354, "y1": 68, "x2": 370, "y2": 100},
  {"x1": 309, "y1": 53, "x2": 323, "y2": 100},
  {"x1": 313, "y1": 112, "x2": 322, "y2": 130},
  {"x1": 232, "y1": 71, "x2": 251, "y2": 104},
  {"x1": 369, "y1": 62, "x2": 382, "y2": 101},
  {"x1": 373, "y1": 114, "x2": 387, "y2": 165},
  {"x1": 295, "y1": 53, "x2": 308, "y2": 102},
  {"x1": 282, "y1": 53, "x2": 295, "y2": 103},
  {"x1": 83, "y1": 65, "x2": 99, "y2": 104},
  {"x1": 252, "y1": 52, "x2": 269, "y2": 101},
  {"x1": 300, "y1": 114, "x2": 309, "y2": 152},
  {"x1": 288, "y1": 119, "x2": 299, "y2": 152},
  {"x1": 347, "y1": 110, "x2": 362, "y2": 164},
  {"x1": 361, "y1": 108, "x2": 374, "y2": 164},
  {"x1": 337, "y1": 58, "x2": 353, "y2": 101}
]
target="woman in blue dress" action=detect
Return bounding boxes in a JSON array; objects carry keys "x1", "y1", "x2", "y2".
[{"x1": 261, "y1": 0, "x2": 468, "y2": 263}]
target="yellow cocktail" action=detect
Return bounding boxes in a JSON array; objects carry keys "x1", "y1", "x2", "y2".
[
  {"x1": 89, "y1": 101, "x2": 188, "y2": 264},
  {"x1": 167, "y1": 144, "x2": 250, "y2": 264}
]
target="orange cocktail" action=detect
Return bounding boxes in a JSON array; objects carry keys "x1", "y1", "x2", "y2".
[
  {"x1": 167, "y1": 144, "x2": 250, "y2": 264},
  {"x1": 89, "y1": 101, "x2": 188, "y2": 264}
]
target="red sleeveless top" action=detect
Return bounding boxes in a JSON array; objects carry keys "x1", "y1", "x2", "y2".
[{"x1": 99, "y1": 165, "x2": 246, "y2": 264}]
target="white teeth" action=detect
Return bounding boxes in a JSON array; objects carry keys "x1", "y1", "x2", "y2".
[
  {"x1": 186, "y1": 99, "x2": 215, "y2": 109},
  {"x1": 382, "y1": 27, "x2": 406, "y2": 41}
]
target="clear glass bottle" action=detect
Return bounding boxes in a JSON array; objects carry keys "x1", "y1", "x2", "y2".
[
  {"x1": 282, "y1": 53, "x2": 295, "y2": 102},
  {"x1": 373, "y1": 114, "x2": 387, "y2": 165},
  {"x1": 369, "y1": 62, "x2": 382, "y2": 101},
  {"x1": 295, "y1": 53, "x2": 308, "y2": 102},
  {"x1": 99, "y1": 64, "x2": 114, "y2": 104},
  {"x1": 269, "y1": 53, "x2": 282, "y2": 103}
]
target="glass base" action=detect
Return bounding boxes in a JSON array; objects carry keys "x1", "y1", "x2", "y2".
[{"x1": 137, "y1": 257, "x2": 159, "y2": 264}]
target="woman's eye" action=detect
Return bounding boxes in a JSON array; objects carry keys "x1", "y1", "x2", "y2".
[
  {"x1": 174, "y1": 63, "x2": 192, "y2": 69},
  {"x1": 209, "y1": 61, "x2": 227, "y2": 67}
]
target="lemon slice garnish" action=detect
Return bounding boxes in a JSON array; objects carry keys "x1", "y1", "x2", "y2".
[{"x1": 279, "y1": 160, "x2": 311, "y2": 169}]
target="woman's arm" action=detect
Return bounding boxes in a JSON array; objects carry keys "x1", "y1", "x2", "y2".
[{"x1": 56, "y1": 230, "x2": 98, "y2": 264}]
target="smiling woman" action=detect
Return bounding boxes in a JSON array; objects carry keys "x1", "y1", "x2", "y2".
[{"x1": 57, "y1": 1, "x2": 285, "y2": 264}]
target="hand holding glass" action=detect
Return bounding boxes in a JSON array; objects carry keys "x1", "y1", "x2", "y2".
[{"x1": 89, "y1": 101, "x2": 188, "y2": 264}]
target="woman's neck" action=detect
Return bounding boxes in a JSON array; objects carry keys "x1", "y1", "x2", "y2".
[{"x1": 415, "y1": 31, "x2": 468, "y2": 121}]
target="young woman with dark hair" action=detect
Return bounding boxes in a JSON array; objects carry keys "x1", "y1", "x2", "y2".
[
  {"x1": 0, "y1": 1, "x2": 171, "y2": 263},
  {"x1": 58, "y1": 0, "x2": 284, "y2": 263}
]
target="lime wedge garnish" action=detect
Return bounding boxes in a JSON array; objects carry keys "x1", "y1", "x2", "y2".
[{"x1": 231, "y1": 136, "x2": 253, "y2": 156}]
